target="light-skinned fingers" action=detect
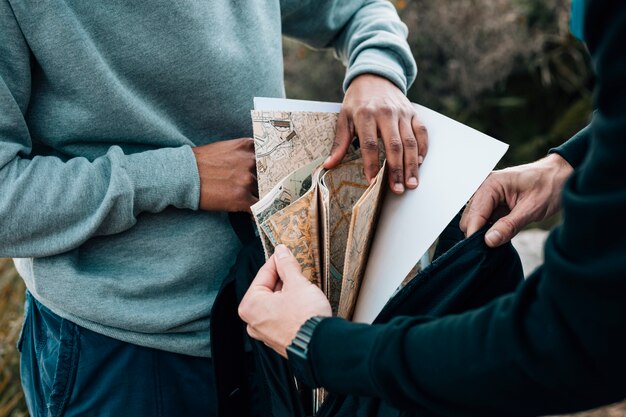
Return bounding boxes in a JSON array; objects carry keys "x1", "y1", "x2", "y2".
[
  {"x1": 461, "y1": 191, "x2": 499, "y2": 237},
  {"x1": 412, "y1": 116, "x2": 428, "y2": 164},
  {"x1": 485, "y1": 207, "x2": 533, "y2": 248},
  {"x1": 459, "y1": 203, "x2": 471, "y2": 233},
  {"x1": 273, "y1": 245, "x2": 305, "y2": 288},
  {"x1": 246, "y1": 324, "x2": 260, "y2": 340},
  {"x1": 239, "y1": 291, "x2": 260, "y2": 325},
  {"x1": 325, "y1": 111, "x2": 353, "y2": 168},
  {"x1": 353, "y1": 109, "x2": 379, "y2": 183},
  {"x1": 248, "y1": 256, "x2": 279, "y2": 290},
  {"x1": 399, "y1": 120, "x2": 419, "y2": 188}
]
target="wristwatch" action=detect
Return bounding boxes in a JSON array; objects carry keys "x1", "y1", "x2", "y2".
[{"x1": 286, "y1": 316, "x2": 326, "y2": 387}]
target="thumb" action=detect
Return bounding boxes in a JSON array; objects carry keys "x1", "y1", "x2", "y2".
[
  {"x1": 273, "y1": 245, "x2": 307, "y2": 288},
  {"x1": 248, "y1": 255, "x2": 279, "y2": 291},
  {"x1": 484, "y1": 206, "x2": 533, "y2": 248}
]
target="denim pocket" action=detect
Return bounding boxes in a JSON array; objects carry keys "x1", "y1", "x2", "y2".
[
  {"x1": 46, "y1": 317, "x2": 79, "y2": 417},
  {"x1": 23, "y1": 297, "x2": 80, "y2": 417},
  {"x1": 16, "y1": 291, "x2": 31, "y2": 353}
]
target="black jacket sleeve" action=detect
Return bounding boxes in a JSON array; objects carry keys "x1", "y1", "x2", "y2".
[
  {"x1": 308, "y1": 2, "x2": 626, "y2": 416},
  {"x1": 549, "y1": 122, "x2": 592, "y2": 168}
]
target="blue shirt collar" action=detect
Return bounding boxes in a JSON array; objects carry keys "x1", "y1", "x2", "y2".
[{"x1": 570, "y1": 0, "x2": 585, "y2": 41}]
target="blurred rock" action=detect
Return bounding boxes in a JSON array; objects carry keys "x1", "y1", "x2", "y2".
[{"x1": 511, "y1": 229, "x2": 549, "y2": 277}]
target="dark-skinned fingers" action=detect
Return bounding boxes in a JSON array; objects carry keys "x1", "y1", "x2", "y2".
[
  {"x1": 325, "y1": 111, "x2": 353, "y2": 169},
  {"x1": 241, "y1": 168, "x2": 259, "y2": 197},
  {"x1": 251, "y1": 175, "x2": 259, "y2": 198},
  {"x1": 245, "y1": 195, "x2": 258, "y2": 213},
  {"x1": 353, "y1": 106, "x2": 380, "y2": 183},
  {"x1": 242, "y1": 137, "x2": 255, "y2": 150},
  {"x1": 377, "y1": 113, "x2": 404, "y2": 193},
  {"x1": 246, "y1": 153, "x2": 257, "y2": 173},
  {"x1": 412, "y1": 116, "x2": 428, "y2": 164},
  {"x1": 233, "y1": 191, "x2": 257, "y2": 213},
  {"x1": 399, "y1": 119, "x2": 419, "y2": 188}
]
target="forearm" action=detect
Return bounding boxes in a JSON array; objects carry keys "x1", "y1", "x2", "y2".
[
  {"x1": 280, "y1": 0, "x2": 417, "y2": 93},
  {"x1": 0, "y1": 4, "x2": 200, "y2": 258},
  {"x1": 311, "y1": 268, "x2": 626, "y2": 416},
  {"x1": 0, "y1": 145, "x2": 199, "y2": 257},
  {"x1": 335, "y1": 0, "x2": 416, "y2": 93}
]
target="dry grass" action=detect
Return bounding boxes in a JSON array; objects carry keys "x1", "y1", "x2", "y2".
[{"x1": 0, "y1": 259, "x2": 28, "y2": 417}]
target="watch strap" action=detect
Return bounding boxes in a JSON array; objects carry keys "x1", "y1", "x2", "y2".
[{"x1": 286, "y1": 316, "x2": 325, "y2": 387}]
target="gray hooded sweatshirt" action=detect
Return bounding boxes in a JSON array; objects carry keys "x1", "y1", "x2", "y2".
[{"x1": 0, "y1": 0, "x2": 416, "y2": 357}]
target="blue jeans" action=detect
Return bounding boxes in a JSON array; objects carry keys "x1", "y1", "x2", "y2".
[{"x1": 18, "y1": 292, "x2": 217, "y2": 417}]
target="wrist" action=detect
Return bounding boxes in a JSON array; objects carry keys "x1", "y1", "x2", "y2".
[
  {"x1": 343, "y1": 47, "x2": 416, "y2": 94},
  {"x1": 544, "y1": 153, "x2": 574, "y2": 184},
  {"x1": 347, "y1": 73, "x2": 402, "y2": 94},
  {"x1": 286, "y1": 316, "x2": 327, "y2": 387}
]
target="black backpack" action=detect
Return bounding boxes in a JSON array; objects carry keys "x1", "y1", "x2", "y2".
[{"x1": 211, "y1": 213, "x2": 524, "y2": 417}]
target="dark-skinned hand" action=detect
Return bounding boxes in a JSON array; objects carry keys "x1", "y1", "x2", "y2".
[
  {"x1": 325, "y1": 73, "x2": 428, "y2": 194},
  {"x1": 192, "y1": 138, "x2": 258, "y2": 213}
]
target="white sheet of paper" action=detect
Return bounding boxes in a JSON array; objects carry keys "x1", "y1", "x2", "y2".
[
  {"x1": 253, "y1": 97, "x2": 508, "y2": 323},
  {"x1": 254, "y1": 97, "x2": 341, "y2": 113}
]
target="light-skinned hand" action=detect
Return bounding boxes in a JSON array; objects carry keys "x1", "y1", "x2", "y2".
[
  {"x1": 460, "y1": 153, "x2": 574, "y2": 247},
  {"x1": 238, "y1": 245, "x2": 332, "y2": 358},
  {"x1": 325, "y1": 74, "x2": 428, "y2": 194}
]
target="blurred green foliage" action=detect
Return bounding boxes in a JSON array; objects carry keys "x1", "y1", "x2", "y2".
[{"x1": 0, "y1": 259, "x2": 27, "y2": 417}]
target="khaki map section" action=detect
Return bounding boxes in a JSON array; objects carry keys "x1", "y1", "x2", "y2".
[
  {"x1": 251, "y1": 157, "x2": 324, "y2": 258},
  {"x1": 338, "y1": 162, "x2": 387, "y2": 319},
  {"x1": 319, "y1": 158, "x2": 370, "y2": 314},
  {"x1": 252, "y1": 110, "x2": 338, "y2": 198},
  {"x1": 262, "y1": 185, "x2": 322, "y2": 286}
]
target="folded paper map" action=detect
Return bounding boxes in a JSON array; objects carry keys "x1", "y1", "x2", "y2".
[
  {"x1": 251, "y1": 97, "x2": 509, "y2": 323},
  {"x1": 251, "y1": 106, "x2": 385, "y2": 318}
]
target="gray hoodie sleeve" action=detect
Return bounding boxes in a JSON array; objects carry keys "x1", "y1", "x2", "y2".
[
  {"x1": 280, "y1": 0, "x2": 417, "y2": 93},
  {"x1": 0, "y1": 2, "x2": 200, "y2": 258}
]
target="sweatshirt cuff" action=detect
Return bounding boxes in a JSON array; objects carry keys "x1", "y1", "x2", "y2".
[
  {"x1": 124, "y1": 145, "x2": 200, "y2": 213},
  {"x1": 309, "y1": 317, "x2": 385, "y2": 396},
  {"x1": 344, "y1": 48, "x2": 417, "y2": 94}
]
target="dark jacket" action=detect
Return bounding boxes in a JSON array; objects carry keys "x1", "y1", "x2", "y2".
[
  {"x1": 309, "y1": 1, "x2": 626, "y2": 416},
  {"x1": 212, "y1": 215, "x2": 524, "y2": 417}
]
